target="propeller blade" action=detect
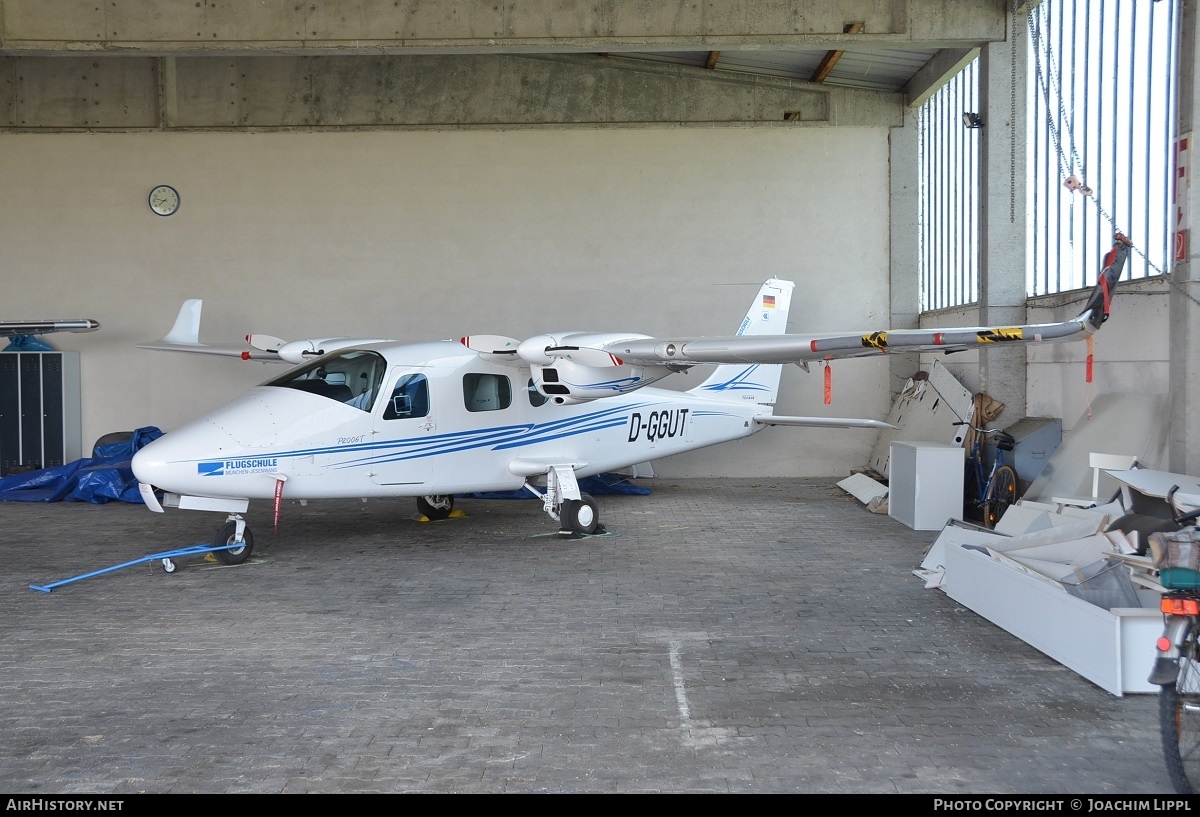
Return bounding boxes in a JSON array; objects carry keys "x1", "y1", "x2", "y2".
[
  {"x1": 246, "y1": 333, "x2": 287, "y2": 352},
  {"x1": 460, "y1": 335, "x2": 521, "y2": 355}
]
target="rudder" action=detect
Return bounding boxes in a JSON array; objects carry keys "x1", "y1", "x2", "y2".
[{"x1": 689, "y1": 278, "x2": 793, "y2": 405}]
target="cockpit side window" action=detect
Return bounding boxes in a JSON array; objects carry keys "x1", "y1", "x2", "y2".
[
  {"x1": 263, "y1": 349, "x2": 386, "y2": 412},
  {"x1": 383, "y1": 374, "x2": 430, "y2": 420},
  {"x1": 463, "y1": 373, "x2": 511, "y2": 412}
]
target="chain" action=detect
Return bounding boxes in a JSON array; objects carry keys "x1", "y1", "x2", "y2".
[{"x1": 1010, "y1": 0, "x2": 1018, "y2": 224}]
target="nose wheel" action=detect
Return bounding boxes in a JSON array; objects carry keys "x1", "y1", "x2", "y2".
[{"x1": 212, "y1": 519, "x2": 255, "y2": 565}]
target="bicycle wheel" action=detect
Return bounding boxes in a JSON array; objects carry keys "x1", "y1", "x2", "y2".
[
  {"x1": 983, "y1": 465, "x2": 1018, "y2": 529},
  {"x1": 1161, "y1": 623, "x2": 1200, "y2": 794}
]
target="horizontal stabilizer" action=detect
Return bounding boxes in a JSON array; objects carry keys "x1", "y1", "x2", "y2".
[{"x1": 755, "y1": 415, "x2": 896, "y2": 430}]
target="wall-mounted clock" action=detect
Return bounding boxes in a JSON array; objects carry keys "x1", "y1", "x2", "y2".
[{"x1": 148, "y1": 184, "x2": 180, "y2": 217}]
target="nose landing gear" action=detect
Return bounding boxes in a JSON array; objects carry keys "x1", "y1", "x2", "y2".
[{"x1": 211, "y1": 515, "x2": 254, "y2": 565}]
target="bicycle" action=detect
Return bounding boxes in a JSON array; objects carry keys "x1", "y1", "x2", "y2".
[
  {"x1": 953, "y1": 420, "x2": 1019, "y2": 530},
  {"x1": 1148, "y1": 486, "x2": 1200, "y2": 794}
]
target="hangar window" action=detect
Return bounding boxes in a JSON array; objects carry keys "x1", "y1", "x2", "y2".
[
  {"x1": 918, "y1": 0, "x2": 1178, "y2": 310},
  {"x1": 1027, "y1": 0, "x2": 1177, "y2": 295},
  {"x1": 464, "y1": 373, "x2": 511, "y2": 412},
  {"x1": 917, "y1": 58, "x2": 980, "y2": 311}
]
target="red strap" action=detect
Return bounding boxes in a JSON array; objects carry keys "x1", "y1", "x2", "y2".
[
  {"x1": 823, "y1": 364, "x2": 832, "y2": 405},
  {"x1": 1085, "y1": 335, "x2": 1095, "y2": 383},
  {"x1": 1099, "y1": 271, "x2": 1112, "y2": 316},
  {"x1": 273, "y1": 477, "x2": 285, "y2": 534}
]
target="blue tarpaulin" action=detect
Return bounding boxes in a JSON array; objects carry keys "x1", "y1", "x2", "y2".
[{"x1": 0, "y1": 426, "x2": 163, "y2": 504}]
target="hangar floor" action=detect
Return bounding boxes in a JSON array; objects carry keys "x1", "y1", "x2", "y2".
[{"x1": 0, "y1": 477, "x2": 1172, "y2": 794}]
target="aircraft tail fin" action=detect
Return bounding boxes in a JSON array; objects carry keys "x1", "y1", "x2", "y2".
[{"x1": 688, "y1": 278, "x2": 794, "y2": 406}]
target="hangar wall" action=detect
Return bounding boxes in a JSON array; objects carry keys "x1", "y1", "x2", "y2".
[
  {"x1": 920, "y1": 279, "x2": 1171, "y2": 438},
  {"x1": 0, "y1": 126, "x2": 893, "y2": 478}
]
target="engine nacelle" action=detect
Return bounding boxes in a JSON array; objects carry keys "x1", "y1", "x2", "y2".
[
  {"x1": 517, "y1": 332, "x2": 654, "y2": 367},
  {"x1": 274, "y1": 336, "x2": 392, "y2": 365},
  {"x1": 530, "y1": 360, "x2": 670, "y2": 405}
]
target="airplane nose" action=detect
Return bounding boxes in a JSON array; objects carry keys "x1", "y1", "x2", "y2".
[
  {"x1": 131, "y1": 423, "x2": 236, "y2": 492},
  {"x1": 131, "y1": 435, "x2": 175, "y2": 489}
]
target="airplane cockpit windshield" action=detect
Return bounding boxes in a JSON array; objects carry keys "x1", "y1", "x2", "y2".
[{"x1": 263, "y1": 349, "x2": 386, "y2": 412}]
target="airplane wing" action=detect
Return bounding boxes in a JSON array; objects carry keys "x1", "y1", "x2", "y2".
[
  {"x1": 136, "y1": 300, "x2": 275, "y2": 360},
  {"x1": 0, "y1": 319, "x2": 99, "y2": 338},
  {"x1": 139, "y1": 299, "x2": 394, "y2": 363},
  {"x1": 602, "y1": 234, "x2": 1132, "y2": 368}
]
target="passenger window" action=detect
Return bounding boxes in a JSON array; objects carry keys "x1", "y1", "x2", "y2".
[
  {"x1": 527, "y1": 378, "x2": 547, "y2": 407},
  {"x1": 463, "y1": 373, "x2": 512, "y2": 412},
  {"x1": 383, "y1": 374, "x2": 430, "y2": 420}
]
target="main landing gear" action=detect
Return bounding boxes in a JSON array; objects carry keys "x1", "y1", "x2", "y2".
[
  {"x1": 416, "y1": 494, "x2": 455, "y2": 521},
  {"x1": 560, "y1": 493, "x2": 601, "y2": 535},
  {"x1": 522, "y1": 465, "x2": 605, "y2": 538}
]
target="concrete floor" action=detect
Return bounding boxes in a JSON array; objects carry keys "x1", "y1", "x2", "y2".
[{"x1": 0, "y1": 477, "x2": 1174, "y2": 794}]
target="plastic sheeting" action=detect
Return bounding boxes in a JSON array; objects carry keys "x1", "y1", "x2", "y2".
[{"x1": 0, "y1": 426, "x2": 163, "y2": 504}]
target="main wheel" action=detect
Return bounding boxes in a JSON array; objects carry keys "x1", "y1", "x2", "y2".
[
  {"x1": 983, "y1": 465, "x2": 1018, "y2": 529},
  {"x1": 212, "y1": 521, "x2": 254, "y2": 565},
  {"x1": 1161, "y1": 625, "x2": 1200, "y2": 794},
  {"x1": 417, "y1": 494, "x2": 454, "y2": 521},
  {"x1": 562, "y1": 493, "x2": 600, "y2": 535}
]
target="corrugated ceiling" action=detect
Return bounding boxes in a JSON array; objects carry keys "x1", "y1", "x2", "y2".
[{"x1": 620, "y1": 47, "x2": 942, "y2": 94}]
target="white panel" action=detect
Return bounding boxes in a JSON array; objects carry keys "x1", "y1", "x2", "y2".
[{"x1": 941, "y1": 542, "x2": 1161, "y2": 696}]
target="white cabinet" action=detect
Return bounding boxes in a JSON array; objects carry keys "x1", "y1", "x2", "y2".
[{"x1": 888, "y1": 440, "x2": 964, "y2": 530}]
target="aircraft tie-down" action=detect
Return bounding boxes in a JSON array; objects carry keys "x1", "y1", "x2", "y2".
[{"x1": 131, "y1": 234, "x2": 1132, "y2": 564}]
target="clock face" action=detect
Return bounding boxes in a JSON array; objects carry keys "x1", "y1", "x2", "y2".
[{"x1": 149, "y1": 185, "x2": 180, "y2": 216}]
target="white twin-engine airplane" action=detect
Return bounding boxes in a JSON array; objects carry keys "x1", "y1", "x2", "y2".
[{"x1": 131, "y1": 235, "x2": 1132, "y2": 564}]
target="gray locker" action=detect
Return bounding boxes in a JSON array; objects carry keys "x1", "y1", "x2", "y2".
[{"x1": 0, "y1": 352, "x2": 82, "y2": 477}]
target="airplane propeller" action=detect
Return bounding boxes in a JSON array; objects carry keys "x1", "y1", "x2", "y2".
[
  {"x1": 247, "y1": 333, "x2": 287, "y2": 353},
  {"x1": 461, "y1": 335, "x2": 523, "y2": 365}
]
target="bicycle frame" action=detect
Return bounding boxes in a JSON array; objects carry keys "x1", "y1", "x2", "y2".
[
  {"x1": 956, "y1": 421, "x2": 1018, "y2": 530},
  {"x1": 967, "y1": 439, "x2": 1005, "y2": 508}
]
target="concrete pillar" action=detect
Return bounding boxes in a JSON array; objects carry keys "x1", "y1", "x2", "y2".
[
  {"x1": 976, "y1": 8, "x2": 1028, "y2": 424},
  {"x1": 1171, "y1": 0, "x2": 1200, "y2": 474},
  {"x1": 889, "y1": 113, "x2": 922, "y2": 395}
]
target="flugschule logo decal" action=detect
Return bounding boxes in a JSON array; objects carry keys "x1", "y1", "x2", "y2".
[{"x1": 197, "y1": 458, "x2": 279, "y2": 476}]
